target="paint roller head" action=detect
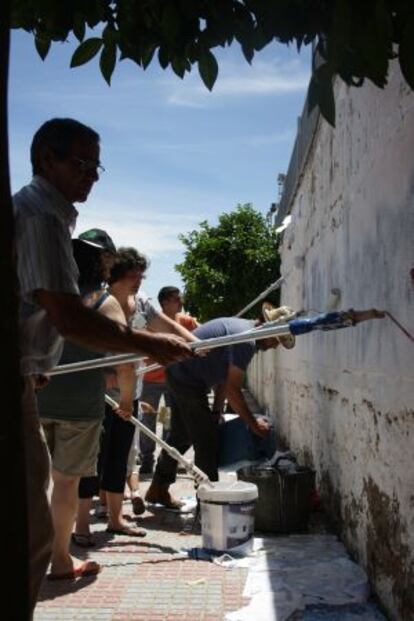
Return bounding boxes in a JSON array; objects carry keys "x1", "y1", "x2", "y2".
[{"x1": 261, "y1": 302, "x2": 296, "y2": 349}]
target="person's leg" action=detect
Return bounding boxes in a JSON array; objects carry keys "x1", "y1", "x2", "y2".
[
  {"x1": 48, "y1": 419, "x2": 102, "y2": 571},
  {"x1": 125, "y1": 400, "x2": 139, "y2": 496},
  {"x1": 75, "y1": 499, "x2": 93, "y2": 536},
  {"x1": 126, "y1": 401, "x2": 145, "y2": 515},
  {"x1": 74, "y1": 476, "x2": 100, "y2": 544},
  {"x1": 165, "y1": 373, "x2": 219, "y2": 480},
  {"x1": 161, "y1": 388, "x2": 173, "y2": 441},
  {"x1": 173, "y1": 388, "x2": 219, "y2": 482},
  {"x1": 49, "y1": 469, "x2": 81, "y2": 573},
  {"x1": 139, "y1": 382, "x2": 163, "y2": 472},
  {"x1": 22, "y1": 380, "x2": 53, "y2": 615},
  {"x1": 145, "y1": 387, "x2": 192, "y2": 508},
  {"x1": 100, "y1": 405, "x2": 146, "y2": 536}
]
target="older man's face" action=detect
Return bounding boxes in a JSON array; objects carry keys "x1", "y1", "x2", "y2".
[{"x1": 43, "y1": 136, "x2": 101, "y2": 203}]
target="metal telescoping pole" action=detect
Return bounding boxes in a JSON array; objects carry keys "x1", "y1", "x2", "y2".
[
  {"x1": 105, "y1": 394, "x2": 212, "y2": 486},
  {"x1": 236, "y1": 276, "x2": 284, "y2": 317},
  {"x1": 49, "y1": 309, "x2": 385, "y2": 377},
  {"x1": 49, "y1": 321, "x2": 293, "y2": 376},
  {"x1": 49, "y1": 353, "x2": 147, "y2": 376}
]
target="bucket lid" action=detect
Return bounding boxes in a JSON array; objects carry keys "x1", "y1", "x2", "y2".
[{"x1": 197, "y1": 480, "x2": 258, "y2": 502}]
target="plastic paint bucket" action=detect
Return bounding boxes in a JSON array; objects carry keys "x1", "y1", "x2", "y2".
[{"x1": 197, "y1": 480, "x2": 258, "y2": 554}]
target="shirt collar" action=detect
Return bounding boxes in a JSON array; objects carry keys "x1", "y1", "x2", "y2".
[{"x1": 31, "y1": 175, "x2": 79, "y2": 231}]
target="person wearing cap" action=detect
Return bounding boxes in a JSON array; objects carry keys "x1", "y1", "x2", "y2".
[
  {"x1": 145, "y1": 310, "x2": 293, "y2": 509},
  {"x1": 13, "y1": 118, "x2": 193, "y2": 613},
  {"x1": 37, "y1": 231, "x2": 118, "y2": 579}
]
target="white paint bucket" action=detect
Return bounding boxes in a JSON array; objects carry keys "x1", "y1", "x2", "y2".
[{"x1": 197, "y1": 480, "x2": 258, "y2": 554}]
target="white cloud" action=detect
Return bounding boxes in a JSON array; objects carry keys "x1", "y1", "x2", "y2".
[
  {"x1": 165, "y1": 57, "x2": 309, "y2": 107},
  {"x1": 75, "y1": 201, "x2": 201, "y2": 257}
]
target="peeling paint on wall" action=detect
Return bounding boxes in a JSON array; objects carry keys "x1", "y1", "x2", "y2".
[
  {"x1": 364, "y1": 477, "x2": 414, "y2": 620},
  {"x1": 248, "y1": 64, "x2": 414, "y2": 620}
]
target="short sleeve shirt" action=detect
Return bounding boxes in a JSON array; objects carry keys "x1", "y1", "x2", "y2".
[
  {"x1": 14, "y1": 176, "x2": 80, "y2": 375},
  {"x1": 168, "y1": 317, "x2": 256, "y2": 389},
  {"x1": 131, "y1": 293, "x2": 159, "y2": 398}
]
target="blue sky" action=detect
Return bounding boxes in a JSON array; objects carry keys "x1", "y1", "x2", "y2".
[{"x1": 9, "y1": 29, "x2": 310, "y2": 303}]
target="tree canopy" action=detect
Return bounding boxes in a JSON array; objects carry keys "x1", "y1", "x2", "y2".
[
  {"x1": 176, "y1": 204, "x2": 281, "y2": 321},
  {"x1": 11, "y1": 0, "x2": 414, "y2": 125}
]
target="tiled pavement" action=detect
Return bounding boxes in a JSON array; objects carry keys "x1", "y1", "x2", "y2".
[
  {"x1": 36, "y1": 393, "x2": 260, "y2": 621},
  {"x1": 34, "y1": 392, "x2": 387, "y2": 620},
  {"x1": 35, "y1": 473, "x2": 249, "y2": 621}
]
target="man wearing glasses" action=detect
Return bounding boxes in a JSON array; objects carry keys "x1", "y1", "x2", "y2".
[{"x1": 13, "y1": 117, "x2": 193, "y2": 616}]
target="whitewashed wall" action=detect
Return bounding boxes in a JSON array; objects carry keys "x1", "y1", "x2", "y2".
[{"x1": 248, "y1": 63, "x2": 414, "y2": 620}]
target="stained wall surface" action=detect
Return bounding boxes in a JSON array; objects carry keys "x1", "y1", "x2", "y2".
[{"x1": 248, "y1": 63, "x2": 414, "y2": 619}]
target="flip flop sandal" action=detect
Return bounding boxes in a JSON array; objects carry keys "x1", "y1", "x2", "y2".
[
  {"x1": 71, "y1": 532, "x2": 95, "y2": 548},
  {"x1": 47, "y1": 560, "x2": 101, "y2": 581}
]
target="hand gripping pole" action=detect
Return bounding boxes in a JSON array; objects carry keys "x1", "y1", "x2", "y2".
[{"x1": 104, "y1": 394, "x2": 213, "y2": 487}]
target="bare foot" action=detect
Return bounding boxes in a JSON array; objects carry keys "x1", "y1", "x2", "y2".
[
  {"x1": 106, "y1": 523, "x2": 146, "y2": 537},
  {"x1": 48, "y1": 559, "x2": 100, "y2": 580},
  {"x1": 50, "y1": 553, "x2": 95, "y2": 576}
]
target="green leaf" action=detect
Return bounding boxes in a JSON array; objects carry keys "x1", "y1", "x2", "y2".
[
  {"x1": 327, "y1": 0, "x2": 351, "y2": 69},
  {"x1": 103, "y1": 25, "x2": 120, "y2": 46},
  {"x1": 70, "y1": 38, "x2": 103, "y2": 68},
  {"x1": 358, "y1": 0, "x2": 391, "y2": 87},
  {"x1": 317, "y1": 71, "x2": 336, "y2": 127},
  {"x1": 198, "y1": 50, "x2": 218, "y2": 91},
  {"x1": 399, "y1": 19, "x2": 414, "y2": 90},
  {"x1": 161, "y1": 3, "x2": 181, "y2": 42},
  {"x1": 100, "y1": 41, "x2": 117, "y2": 85},
  {"x1": 141, "y1": 44, "x2": 157, "y2": 70},
  {"x1": 308, "y1": 64, "x2": 336, "y2": 126},
  {"x1": 241, "y1": 38, "x2": 254, "y2": 64},
  {"x1": 73, "y1": 12, "x2": 86, "y2": 43},
  {"x1": 158, "y1": 45, "x2": 170, "y2": 69},
  {"x1": 171, "y1": 56, "x2": 189, "y2": 78},
  {"x1": 34, "y1": 36, "x2": 51, "y2": 61}
]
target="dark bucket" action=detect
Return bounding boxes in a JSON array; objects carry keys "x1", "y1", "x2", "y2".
[{"x1": 237, "y1": 456, "x2": 315, "y2": 533}]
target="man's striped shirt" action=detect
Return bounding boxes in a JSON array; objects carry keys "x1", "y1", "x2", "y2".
[{"x1": 14, "y1": 175, "x2": 80, "y2": 375}]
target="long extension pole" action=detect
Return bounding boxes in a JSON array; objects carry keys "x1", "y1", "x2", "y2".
[
  {"x1": 236, "y1": 276, "x2": 284, "y2": 317},
  {"x1": 49, "y1": 309, "x2": 385, "y2": 377},
  {"x1": 104, "y1": 394, "x2": 212, "y2": 486}
]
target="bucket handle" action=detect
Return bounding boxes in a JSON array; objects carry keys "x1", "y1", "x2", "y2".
[{"x1": 274, "y1": 453, "x2": 297, "y2": 468}]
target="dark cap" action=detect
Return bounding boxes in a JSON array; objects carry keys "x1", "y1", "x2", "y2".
[{"x1": 78, "y1": 228, "x2": 116, "y2": 253}]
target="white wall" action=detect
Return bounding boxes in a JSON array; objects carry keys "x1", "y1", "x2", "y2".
[{"x1": 248, "y1": 63, "x2": 414, "y2": 620}]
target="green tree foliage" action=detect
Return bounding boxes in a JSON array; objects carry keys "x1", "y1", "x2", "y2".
[
  {"x1": 176, "y1": 204, "x2": 280, "y2": 321},
  {"x1": 10, "y1": 0, "x2": 414, "y2": 125}
]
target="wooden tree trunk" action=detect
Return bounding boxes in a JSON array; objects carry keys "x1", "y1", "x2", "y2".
[{"x1": 0, "y1": 2, "x2": 30, "y2": 616}]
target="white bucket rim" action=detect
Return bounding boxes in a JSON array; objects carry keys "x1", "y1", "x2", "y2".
[{"x1": 197, "y1": 480, "x2": 258, "y2": 502}]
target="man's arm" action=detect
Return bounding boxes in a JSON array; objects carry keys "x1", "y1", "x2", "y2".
[
  {"x1": 147, "y1": 311, "x2": 199, "y2": 342},
  {"x1": 223, "y1": 364, "x2": 269, "y2": 438},
  {"x1": 36, "y1": 290, "x2": 193, "y2": 365}
]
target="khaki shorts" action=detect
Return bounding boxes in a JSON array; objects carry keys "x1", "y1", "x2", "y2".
[{"x1": 41, "y1": 418, "x2": 102, "y2": 477}]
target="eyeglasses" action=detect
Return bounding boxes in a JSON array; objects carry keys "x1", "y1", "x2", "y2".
[{"x1": 70, "y1": 156, "x2": 105, "y2": 174}]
